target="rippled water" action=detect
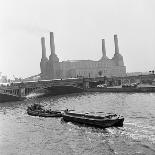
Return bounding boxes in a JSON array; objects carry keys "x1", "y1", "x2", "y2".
[{"x1": 0, "y1": 92, "x2": 155, "y2": 155}]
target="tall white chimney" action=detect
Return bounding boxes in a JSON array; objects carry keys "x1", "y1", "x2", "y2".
[
  {"x1": 102, "y1": 39, "x2": 106, "y2": 58},
  {"x1": 41, "y1": 37, "x2": 46, "y2": 58},
  {"x1": 50, "y1": 32, "x2": 55, "y2": 54},
  {"x1": 114, "y1": 34, "x2": 119, "y2": 54}
]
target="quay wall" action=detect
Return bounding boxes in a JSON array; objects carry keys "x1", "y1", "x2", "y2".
[
  {"x1": 0, "y1": 93, "x2": 25, "y2": 103},
  {"x1": 85, "y1": 86, "x2": 155, "y2": 93}
]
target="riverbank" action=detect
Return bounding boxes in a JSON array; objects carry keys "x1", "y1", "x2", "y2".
[{"x1": 85, "y1": 85, "x2": 155, "y2": 93}]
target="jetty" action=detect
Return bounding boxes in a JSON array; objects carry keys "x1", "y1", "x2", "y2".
[{"x1": 0, "y1": 78, "x2": 84, "y2": 102}]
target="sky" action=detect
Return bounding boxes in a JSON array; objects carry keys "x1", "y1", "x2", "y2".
[{"x1": 0, "y1": 0, "x2": 155, "y2": 79}]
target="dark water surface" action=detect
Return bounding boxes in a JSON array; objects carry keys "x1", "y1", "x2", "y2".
[{"x1": 0, "y1": 92, "x2": 155, "y2": 155}]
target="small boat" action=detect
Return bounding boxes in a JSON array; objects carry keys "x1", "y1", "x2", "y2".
[
  {"x1": 62, "y1": 110, "x2": 124, "y2": 128},
  {"x1": 27, "y1": 104, "x2": 62, "y2": 117}
]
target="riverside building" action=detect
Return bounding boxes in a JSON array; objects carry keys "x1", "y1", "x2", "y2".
[{"x1": 40, "y1": 32, "x2": 126, "y2": 79}]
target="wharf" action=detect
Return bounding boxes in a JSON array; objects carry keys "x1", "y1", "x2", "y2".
[
  {"x1": 0, "y1": 78, "x2": 84, "y2": 103},
  {"x1": 1, "y1": 77, "x2": 155, "y2": 103},
  {"x1": 85, "y1": 85, "x2": 155, "y2": 93}
]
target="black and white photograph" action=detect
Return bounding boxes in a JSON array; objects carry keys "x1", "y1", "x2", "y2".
[{"x1": 0, "y1": 0, "x2": 155, "y2": 154}]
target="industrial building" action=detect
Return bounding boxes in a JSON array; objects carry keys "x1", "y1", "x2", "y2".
[{"x1": 40, "y1": 32, "x2": 126, "y2": 79}]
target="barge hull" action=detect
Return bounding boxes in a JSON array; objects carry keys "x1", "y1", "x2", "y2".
[
  {"x1": 0, "y1": 93, "x2": 24, "y2": 103},
  {"x1": 35, "y1": 85, "x2": 84, "y2": 97}
]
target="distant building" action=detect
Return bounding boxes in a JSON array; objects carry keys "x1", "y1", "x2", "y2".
[
  {"x1": 40, "y1": 32, "x2": 126, "y2": 79},
  {"x1": 152, "y1": 79, "x2": 155, "y2": 85},
  {"x1": 0, "y1": 74, "x2": 7, "y2": 83}
]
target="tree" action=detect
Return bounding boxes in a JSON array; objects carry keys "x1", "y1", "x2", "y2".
[{"x1": 149, "y1": 70, "x2": 154, "y2": 74}]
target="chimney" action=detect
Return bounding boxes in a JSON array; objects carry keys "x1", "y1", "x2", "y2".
[
  {"x1": 41, "y1": 37, "x2": 46, "y2": 58},
  {"x1": 102, "y1": 39, "x2": 106, "y2": 57},
  {"x1": 50, "y1": 32, "x2": 55, "y2": 54},
  {"x1": 114, "y1": 34, "x2": 119, "y2": 54}
]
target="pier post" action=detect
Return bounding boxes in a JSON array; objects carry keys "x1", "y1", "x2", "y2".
[
  {"x1": 83, "y1": 78, "x2": 90, "y2": 90},
  {"x1": 19, "y1": 88, "x2": 25, "y2": 97},
  {"x1": 18, "y1": 83, "x2": 25, "y2": 97}
]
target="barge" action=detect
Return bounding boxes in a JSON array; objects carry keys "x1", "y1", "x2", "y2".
[
  {"x1": 0, "y1": 81, "x2": 84, "y2": 103},
  {"x1": 62, "y1": 110, "x2": 124, "y2": 128},
  {"x1": 0, "y1": 92, "x2": 25, "y2": 103}
]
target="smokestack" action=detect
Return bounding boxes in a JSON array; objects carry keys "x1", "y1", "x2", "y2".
[
  {"x1": 102, "y1": 39, "x2": 106, "y2": 57},
  {"x1": 41, "y1": 37, "x2": 46, "y2": 58},
  {"x1": 114, "y1": 34, "x2": 119, "y2": 54},
  {"x1": 50, "y1": 32, "x2": 55, "y2": 54}
]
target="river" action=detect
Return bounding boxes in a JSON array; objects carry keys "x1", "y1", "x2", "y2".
[{"x1": 0, "y1": 92, "x2": 155, "y2": 155}]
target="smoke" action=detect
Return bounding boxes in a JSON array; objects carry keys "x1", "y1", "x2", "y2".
[
  {"x1": 3, "y1": 22, "x2": 50, "y2": 36},
  {"x1": 17, "y1": 24, "x2": 50, "y2": 36}
]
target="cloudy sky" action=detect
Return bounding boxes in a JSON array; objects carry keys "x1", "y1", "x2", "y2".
[{"x1": 0, "y1": 0, "x2": 155, "y2": 78}]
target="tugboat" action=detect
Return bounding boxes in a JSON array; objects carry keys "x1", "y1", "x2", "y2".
[
  {"x1": 27, "y1": 104, "x2": 62, "y2": 117},
  {"x1": 62, "y1": 109, "x2": 124, "y2": 128}
]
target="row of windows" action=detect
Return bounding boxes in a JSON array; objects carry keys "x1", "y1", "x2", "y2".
[
  {"x1": 61, "y1": 62, "x2": 113, "y2": 70},
  {"x1": 76, "y1": 70, "x2": 108, "y2": 76}
]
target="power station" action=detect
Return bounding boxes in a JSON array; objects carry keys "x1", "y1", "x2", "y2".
[{"x1": 40, "y1": 32, "x2": 126, "y2": 79}]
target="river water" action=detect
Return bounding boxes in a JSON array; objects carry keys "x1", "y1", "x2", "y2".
[{"x1": 0, "y1": 92, "x2": 155, "y2": 155}]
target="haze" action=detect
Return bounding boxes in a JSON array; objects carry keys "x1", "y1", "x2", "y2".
[{"x1": 0, "y1": 0, "x2": 155, "y2": 78}]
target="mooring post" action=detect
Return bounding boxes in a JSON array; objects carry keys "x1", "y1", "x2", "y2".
[{"x1": 83, "y1": 78, "x2": 90, "y2": 90}]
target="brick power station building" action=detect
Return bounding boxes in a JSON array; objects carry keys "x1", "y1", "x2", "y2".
[{"x1": 40, "y1": 32, "x2": 126, "y2": 80}]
